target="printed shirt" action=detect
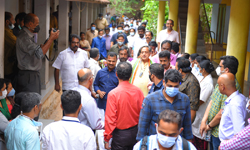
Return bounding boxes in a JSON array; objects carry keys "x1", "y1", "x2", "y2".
[
  {"x1": 179, "y1": 73, "x2": 200, "y2": 111},
  {"x1": 208, "y1": 79, "x2": 242, "y2": 137},
  {"x1": 136, "y1": 90, "x2": 193, "y2": 141}
]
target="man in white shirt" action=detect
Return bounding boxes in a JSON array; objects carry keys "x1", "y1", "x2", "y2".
[
  {"x1": 129, "y1": 26, "x2": 148, "y2": 59},
  {"x1": 157, "y1": 19, "x2": 179, "y2": 49},
  {"x1": 42, "y1": 90, "x2": 96, "y2": 150},
  {"x1": 53, "y1": 34, "x2": 90, "y2": 92},
  {"x1": 89, "y1": 48, "x2": 101, "y2": 86},
  {"x1": 73, "y1": 68, "x2": 104, "y2": 130},
  {"x1": 218, "y1": 73, "x2": 247, "y2": 141},
  {"x1": 133, "y1": 109, "x2": 196, "y2": 150},
  {"x1": 110, "y1": 23, "x2": 117, "y2": 35}
]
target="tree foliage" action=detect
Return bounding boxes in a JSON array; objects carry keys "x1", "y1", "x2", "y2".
[
  {"x1": 109, "y1": 0, "x2": 139, "y2": 15},
  {"x1": 200, "y1": 3, "x2": 213, "y2": 43}
]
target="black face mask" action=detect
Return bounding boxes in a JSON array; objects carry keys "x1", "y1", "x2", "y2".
[{"x1": 33, "y1": 25, "x2": 40, "y2": 33}]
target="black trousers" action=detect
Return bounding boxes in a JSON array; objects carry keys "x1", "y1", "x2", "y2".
[{"x1": 111, "y1": 125, "x2": 138, "y2": 150}]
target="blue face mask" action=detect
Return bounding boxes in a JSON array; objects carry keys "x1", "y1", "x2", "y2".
[
  {"x1": 7, "y1": 88, "x2": 15, "y2": 97},
  {"x1": 91, "y1": 27, "x2": 96, "y2": 31},
  {"x1": 118, "y1": 30, "x2": 123, "y2": 33},
  {"x1": 130, "y1": 32, "x2": 135, "y2": 36},
  {"x1": 156, "y1": 124, "x2": 178, "y2": 148},
  {"x1": 18, "y1": 25, "x2": 22, "y2": 30},
  {"x1": 165, "y1": 87, "x2": 179, "y2": 97},
  {"x1": 194, "y1": 64, "x2": 199, "y2": 72}
]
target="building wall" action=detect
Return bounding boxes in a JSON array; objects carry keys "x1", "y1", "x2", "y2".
[
  {"x1": 5, "y1": 0, "x2": 19, "y2": 17},
  {"x1": 222, "y1": 6, "x2": 230, "y2": 44},
  {"x1": 210, "y1": 3, "x2": 219, "y2": 40}
]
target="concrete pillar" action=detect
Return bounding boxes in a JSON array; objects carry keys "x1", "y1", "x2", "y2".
[
  {"x1": 58, "y1": 0, "x2": 69, "y2": 51},
  {"x1": 89, "y1": 3, "x2": 94, "y2": 23},
  {"x1": 169, "y1": 0, "x2": 179, "y2": 31},
  {"x1": 34, "y1": 0, "x2": 50, "y2": 89},
  {"x1": 157, "y1": 1, "x2": 166, "y2": 35},
  {"x1": 0, "y1": 0, "x2": 5, "y2": 78},
  {"x1": 185, "y1": 0, "x2": 201, "y2": 54},
  {"x1": 93, "y1": 4, "x2": 97, "y2": 22},
  {"x1": 81, "y1": 2, "x2": 88, "y2": 32},
  {"x1": 226, "y1": 0, "x2": 250, "y2": 89},
  {"x1": 24, "y1": 0, "x2": 32, "y2": 13},
  {"x1": 72, "y1": 2, "x2": 80, "y2": 35}
]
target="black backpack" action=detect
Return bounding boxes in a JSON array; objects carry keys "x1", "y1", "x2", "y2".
[{"x1": 140, "y1": 136, "x2": 190, "y2": 150}]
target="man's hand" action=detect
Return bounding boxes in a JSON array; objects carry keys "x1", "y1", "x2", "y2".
[
  {"x1": 200, "y1": 121, "x2": 207, "y2": 136},
  {"x1": 91, "y1": 91, "x2": 97, "y2": 99},
  {"x1": 97, "y1": 90, "x2": 106, "y2": 99},
  {"x1": 54, "y1": 84, "x2": 61, "y2": 92},
  {"x1": 50, "y1": 28, "x2": 60, "y2": 41},
  {"x1": 104, "y1": 142, "x2": 111, "y2": 150}
]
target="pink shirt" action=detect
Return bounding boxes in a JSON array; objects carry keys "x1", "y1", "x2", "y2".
[
  {"x1": 151, "y1": 53, "x2": 177, "y2": 66},
  {"x1": 156, "y1": 29, "x2": 179, "y2": 44}
]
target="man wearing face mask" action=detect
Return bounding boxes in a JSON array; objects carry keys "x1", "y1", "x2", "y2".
[
  {"x1": 16, "y1": 13, "x2": 60, "y2": 95},
  {"x1": 200, "y1": 56, "x2": 242, "y2": 150},
  {"x1": 13, "y1": 12, "x2": 26, "y2": 36},
  {"x1": 95, "y1": 13, "x2": 108, "y2": 30},
  {"x1": 110, "y1": 25, "x2": 128, "y2": 47},
  {"x1": 86, "y1": 23, "x2": 98, "y2": 45},
  {"x1": 53, "y1": 34, "x2": 90, "y2": 92},
  {"x1": 134, "y1": 109, "x2": 196, "y2": 150},
  {"x1": 110, "y1": 34, "x2": 127, "y2": 54},
  {"x1": 4, "y1": 12, "x2": 17, "y2": 82},
  {"x1": 91, "y1": 29, "x2": 107, "y2": 60},
  {"x1": 148, "y1": 63, "x2": 164, "y2": 95},
  {"x1": 4, "y1": 92, "x2": 42, "y2": 150},
  {"x1": 137, "y1": 69, "x2": 193, "y2": 142}
]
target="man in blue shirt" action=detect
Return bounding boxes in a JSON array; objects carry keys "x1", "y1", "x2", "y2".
[
  {"x1": 94, "y1": 52, "x2": 119, "y2": 110},
  {"x1": 110, "y1": 25, "x2": 128, "y2": 47},
  {"x1": 91, "y1": 29, "x2": 107, "y2": 60},
  {"x1": 137, "y1": 69, "x2": 193, "y2": 141},
  {"x1": 4, "y1": 92, "x2": 42, "y2": 150},
  {"x1": 148, "y1": 63, "x2": 164, "y2": 95}
]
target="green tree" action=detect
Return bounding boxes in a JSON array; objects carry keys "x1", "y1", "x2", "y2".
[{"x1": 109, "y1": 0, "x2": 139, "y2": 15}]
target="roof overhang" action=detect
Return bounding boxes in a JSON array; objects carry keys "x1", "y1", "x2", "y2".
[{"x1": 66, "y1": 0, "x2": 111, "y2": 4}]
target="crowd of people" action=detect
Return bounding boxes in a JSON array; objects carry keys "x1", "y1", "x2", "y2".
[{"x1": 0, "y1": 10, "x2": 250, "y2": 150}]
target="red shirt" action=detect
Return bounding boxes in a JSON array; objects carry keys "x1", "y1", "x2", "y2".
[{"x1": 104, "y1": 81, "x2": 144, "y2": 142}]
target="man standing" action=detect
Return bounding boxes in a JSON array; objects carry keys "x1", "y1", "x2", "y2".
[
  {"x1": 157, "y1": 19, "x2": 179, "y2": 48},
  {"x1": 103, "y1": 27, "x2": 112, "y2": 51},
  {"x1": 136, "y1": 69, "x2": 193, "y2": 141},
  {"x1": 73, "y1": 69, "x2": 104, "y2": 130},
  {"x1": 218, "y1": 73, "x2": 246, "y2": 141},
  {"x1": 4, "y1": 12, "x2": 16, "y2": 82},
  {"x1": 105, "y1": 12, "x2": 111, "y2": 25},
  {"x1": 110, "y1": 25, "x2": 128, "y2": 47},
  {"x1": 116, "y1": 46, "x2": 130, "y2": 65},
  {"x1": 53, "y1": 34, "x2": 90, "y2": 92},
  {"x1": 129, "y1": 26, "x2": 148, "y2": 59},
  {"x1": 42, "y1": 90, "x2": 96, "y2": 150},
  {"x1": 145, "y1": 31, "x2": 153, "y2": 44},
  {"x1": 148, "y1": 63, "x2": 164, "y2": 95},
  {"x1": 86, "y1": 23, "x2": 98, "y2": 45},
  {"x1": 109, "y1": 23, "x2": 117, "y2": 35},
  {"x1": 89, "y1": 48, "x2": 101, "y2": 87},
  {"x1": 200, "y1": 56, "x2": 242, "y2": 150},
  {"x1": 5, "y1": 92, "x2": 42, "y2": 150},
  {"x1": 104, "y1": 62, "x2": 144, "y2": 150},
  {"x1": 94, "y1": 52, "x2": 119, "y2": 110},
  {"x1": 134, "y1": 110, "x2": 196, "y2": 150},
  {"x1": 130, "y1": 46, "x2": 153, "y2": 97},
  {"x1": 95, "y1": 13, "x2": 108, "y2": 30},
  {"x1": 109, "y1": 34, "x2": 127, "y2": 54},
  {"x1": 91, "y1": 29, "x2": 107, "y2": 60},
  {"x1": 159, "y1": 51, "x2": 175, "y2": 72},
  {"x1": 13, "y1": 12, "x2": 26, "y2": 36},
  {"x1": 16, "y1": 13, "x2": 60, "y2": 94}
]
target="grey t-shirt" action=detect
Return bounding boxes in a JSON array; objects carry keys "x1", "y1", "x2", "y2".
[{"x1": 0, "y1": 112, "x2": 9, "y2": 134}]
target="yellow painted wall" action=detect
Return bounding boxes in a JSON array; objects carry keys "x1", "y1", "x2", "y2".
[
  {"x1": 244, "y1": 52, "x2": 250, "y2": 81},
  {"x1": 221, "y1": 0, "x2": 231, "y2": 6}
]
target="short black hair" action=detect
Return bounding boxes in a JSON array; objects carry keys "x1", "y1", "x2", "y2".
[
  {"x1": 200, "y1": 60, "x2": 215, "y2": 74},
  {"x1": 125, "y1": 24, "x2": 130, "y2": 28},
  {"x1": 141, "y1": 22, "x2": 147, "y2": 26},
  {"x1": 91, "y1": 23, "x2": 96, "y2": 26},
  {"x1": 146, "y1": 31, "x2": 153, "y2": 37},
  {"x1": 24, "y1": 13, "x2": 35, "y2": 24},
  {"x1": 61, "y1": 90, "x2": 81, "y2": 114},
  {"x1": 130, "y1": 28, "x2": 135, "y2": 32},
  {"x1": 116, "y1": 62, "x2": 132, "y2": 80},
  {"x1": 171, "y1": 42, "x2": 179, "y2": 53},
  {"x1": 0, "y1": 78, "x2": 5, "y2": 89},
  {"x1": 167, "y1": 19, "x2": 174, "y2": 25},
  {"x1": 104, "y1": 27, "x2": 110, "y2": 31},
  {"x1": 99, "y1": 13, "x2": 103, "y2": 17},
  {"x1": 159, "y1": 50, "x2": 170, "y2": 60},
  {"x1": 164, "y1": 69, "x2": 182, "y2": 83},
  {"x1": 161, "y1": 40, "x2": 172, "y2": 49},
  {"x1": 220, "y1": 56, "x2": 239, "y2": 75},
  {"x1": 80, "y1": 32, "x2": 85, "y2": 36},
  {"x1": 182, "y1": 53, "x2": 190, "y2": 59},
  {"x1": 118, "y1": 46, "x2": 130, "y2": 56},
  {"x1": 137, "y1": 26, "x2": 145, "y2": 32},
  {"x1": 90, "y1": 48, "x2": 99, "y2": 58},
  {"x1": 117, "y1": 34, "x2": 124, "y2": 39},
  {"x1": 15, "y1": 12, "x2": 26, "y2": 22},
  {"x1": 69, "y1": 34, "x2": 81, "y2": 42},
  {"x1": 11, "y1": 92, "x2": 25, "y2": 119},
  {"x1": 117, "y1": 25, "x2": 123, "y2": 29},
  {"x1": 106, "y1": 52, "x2": 117, "y2": 59},
  {"x1": 157, "y1": 109, "x2": 182, "y2": 130},
  {"x1": 148, "y1": 41, "x2": 157, "y2": 47},
  {"x1": 98, "y1": 29, "x2": 103, "y2": 33},
  {"x1": 190, "y1": 53, "x2": 199, "y2": 61},
  {"x1": 176, "y1": 57, "x2": 191, "y2": 73},
  {"x1": 4, "y1": 79, "x2": 11, "y2": 89},
  {"x1": 5, "y1": 12, "x2": 12, "y2": 22},
  {"x1": 195, "y1": 55, "x2": 207, "y2": 64},
  {"x1": 150, "y1": 63, "x2": 164, "y2": 80}
]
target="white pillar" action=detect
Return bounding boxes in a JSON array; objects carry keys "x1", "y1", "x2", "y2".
[
  {"x1": 81, "y1": 2, "x2": 88, "y2": 32},
  {"x1": 72, "y1": 1, "x2": 80, "y2": 35},
  {"x1": 34, "y1": 0, "x2": 50, "y2": 89},
  {"x1": 0, "y1": 0, "x2": 5, "y2": 78},
  {"x1": 58, "y1": 0, "x2": 69, "y2": 51}
]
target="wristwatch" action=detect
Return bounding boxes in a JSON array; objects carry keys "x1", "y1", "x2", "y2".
[
  {"x1": 208, "y1": 123, "x2": 212, "y2": 129},
  {"x1": 104, "y1": 140, "x2": 108, "y2": 144}
]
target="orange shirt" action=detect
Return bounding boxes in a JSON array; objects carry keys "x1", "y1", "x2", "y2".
[{"x1": 104, "y1": 81, "x2": 144, "y2": 142}]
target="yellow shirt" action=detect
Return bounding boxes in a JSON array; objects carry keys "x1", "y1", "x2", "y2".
[
  {"x1": 4, "y1": 27, "x2": 16, "y2": 75},
  {"x1": 94, "y1": 18, "x2": 108, "y2": 30},
  {"x1": 133, "y1": 62, "x2": 150, "y2": 97},
  {"x1": 50, "y1": 14, "x2": 58, "y2": 29},
  {"x1": 80, "y1": 40, "x2": 90, "y2": 50},
  {"x1": 86, "y1": 30, "x2": 98, "y2": 45}
]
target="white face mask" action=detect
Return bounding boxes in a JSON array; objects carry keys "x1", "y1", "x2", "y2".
[
  {"x1": 156, "y1": 124, "x2": 178, "y2": 148},
  {"x1": 0, "y1": 89, "x2": 7, "y2": 100},
  {"x1": 216, "y1": 66, "x2": 225, "y2": 76}
]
